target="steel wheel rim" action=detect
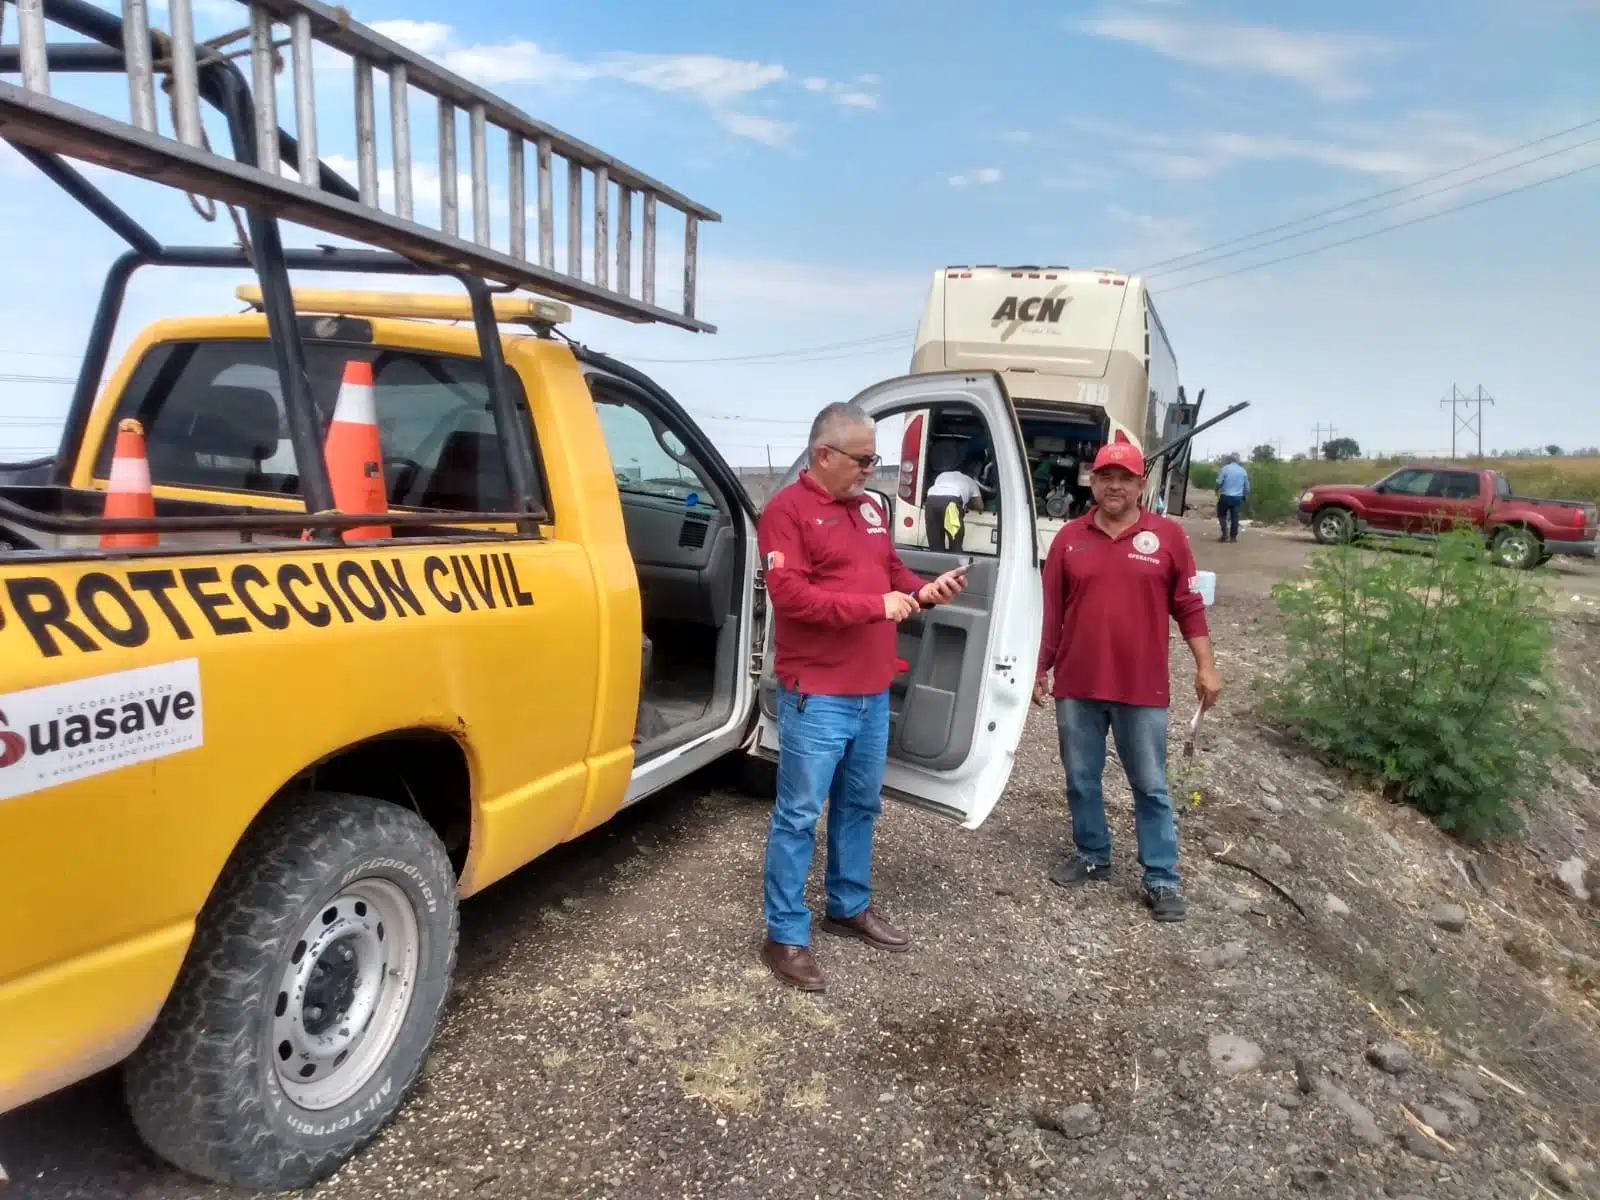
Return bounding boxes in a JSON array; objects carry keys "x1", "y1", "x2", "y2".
[
  {"x1": 1498, "y1": 532, "x2": 1534, "y2": 566},
  {"x1": 271, "y1": 877, "x2": 420, "y2": 1110}
]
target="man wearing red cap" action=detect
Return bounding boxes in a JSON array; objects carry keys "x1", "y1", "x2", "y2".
[{"x1": 1033, "y1": 438, "x2": 1221, "y2": 921}]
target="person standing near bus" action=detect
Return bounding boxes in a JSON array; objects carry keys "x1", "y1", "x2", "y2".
[
  {"x1": 924, "y1": 457, "x2": 985, "y2": 552},
  {"x1": 1215, "y1": 453, "x2": 1249, "y2": 542},
  {"x1": 1032, "y1": 440, "x2": 1222, "y2": 923},
  {"x1": 756, "y1": 402, "x2": 969, "y2": 991}
]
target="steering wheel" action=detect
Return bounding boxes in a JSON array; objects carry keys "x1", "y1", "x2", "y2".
[{"x1": 381, "y1": 455, "x2": 424, "y2": 500}]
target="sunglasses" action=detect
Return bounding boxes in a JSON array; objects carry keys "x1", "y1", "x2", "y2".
[{"x1": 826, "y1": 445, "x2": 881, "y2": 470}]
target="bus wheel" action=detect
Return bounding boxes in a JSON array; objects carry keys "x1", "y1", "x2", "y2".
[
  {"x1": 123, "y1": 792, "x2": 459, "y2": 1191},
  {"x1": 1312, "y1": 507, "x2": 1355, "y2": 545}
]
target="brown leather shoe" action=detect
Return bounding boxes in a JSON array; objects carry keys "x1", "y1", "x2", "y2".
[
  {"x1": 761, "y1": 938, "x2": 825, "y2": 992},
  {"x1": 820, "y1": 907, "x2": 911, "y2": 953}
]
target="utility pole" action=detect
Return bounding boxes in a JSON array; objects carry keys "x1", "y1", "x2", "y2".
[
  {"x1": 1440, "y1": 384, "x2": 1495, "y2": 460},
  {"x1": 1311, "y1": 422, "x2": 1337, "y2": 461}
]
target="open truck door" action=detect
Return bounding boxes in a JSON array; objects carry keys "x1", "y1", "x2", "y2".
[{"x1": 751, "y1": 371, "x2": 1042, "y2": 830}]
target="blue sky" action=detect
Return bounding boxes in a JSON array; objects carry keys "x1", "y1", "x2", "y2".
[{"x1": 3, "y1": 0, "x2": 1599, "y2": 468}]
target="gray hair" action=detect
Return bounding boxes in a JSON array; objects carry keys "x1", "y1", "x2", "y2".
[{"x1": 808, "y1": 401, "x2": 873, "y2": 456}]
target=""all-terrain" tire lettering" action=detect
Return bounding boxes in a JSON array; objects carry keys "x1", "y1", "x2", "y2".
[
  {"x1": 341, "y1": 858, "x2": 438, "y2": 912},
  {"x1": 282, "y1": 1077, "x2": 395, "y2": 1138}
]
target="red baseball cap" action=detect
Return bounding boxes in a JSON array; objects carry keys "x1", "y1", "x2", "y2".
[{"x1": 1091, "y1": 440, "x2": 1145, "y2": 476}]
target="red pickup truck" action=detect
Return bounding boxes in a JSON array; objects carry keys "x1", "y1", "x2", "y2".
[{"x1": 1297, "y1": 464, "x2": 1598, "y2": 570}]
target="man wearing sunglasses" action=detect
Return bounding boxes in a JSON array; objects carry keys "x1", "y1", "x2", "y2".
[{"x1": 756, "y1": 402, "x2": 968, "y2": 992}]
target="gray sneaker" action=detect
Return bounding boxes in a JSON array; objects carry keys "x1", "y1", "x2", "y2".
[
  {"x1": 1048, "y1": 855, "x2": 1112, "y2": 887},
  {"x1": 1142, "y1": 885, "x2": 1188, "y2": 922}
]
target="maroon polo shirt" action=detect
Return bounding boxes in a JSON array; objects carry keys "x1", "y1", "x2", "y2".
[
  {"x1": 758, "y1": 471, "x2": 929, "y2": 696},
  {"x1": 1036, "y1": 507, "x2": 1209, "y2": 709}
]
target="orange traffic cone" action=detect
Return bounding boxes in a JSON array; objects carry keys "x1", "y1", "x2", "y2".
[
  {"x1": 322, "y1": 360, "x2": 390, "y2": 542},
  {"x1": 101, "y1": 418, "x2": 158, "y2": 549}
]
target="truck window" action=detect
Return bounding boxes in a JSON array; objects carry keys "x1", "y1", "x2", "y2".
[
  {"x1": 1428, "y1": 470, "x2": 1480, "y2": 500},
  {"x1": 95, "y1": 339, "x2": 540, "y2": 513},
  {"x1": 592, "y1": 398, "x2": 717, "y2": 506},
  {"x1": 1382, "y1": 469, "x2": 1434, "y2": 497},
  {"x1": 1494, "y1": 472, "x2": 1513, "y2": 500}
]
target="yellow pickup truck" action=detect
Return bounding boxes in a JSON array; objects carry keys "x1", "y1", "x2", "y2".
[{"x1": 0, "y1": 0, "x2": 1042, "y2": 1190}]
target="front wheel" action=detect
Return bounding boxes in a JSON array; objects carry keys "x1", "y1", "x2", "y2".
[
  {"x1": 1491, "y1": 526, "x2": 1542, "y2": 571},
  {"x1": 1312, "y1": 507, "x2": 1355, "y2": 545},
  {"x1": 123, "y1": 792, "x2": 459, "y2": 1191}
]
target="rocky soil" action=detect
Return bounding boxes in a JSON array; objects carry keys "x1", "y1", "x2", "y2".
[{"x1": 4, "y1": 521, "x2": 1597, "y2": 1200}]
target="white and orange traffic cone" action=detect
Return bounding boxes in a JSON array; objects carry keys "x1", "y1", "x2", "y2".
[
  {"x1": 321, "y1": 360, "x2": 390, "y2": 542},
  {"x1": 101, "y1": 418, "x2": 158, "y2": 549}
]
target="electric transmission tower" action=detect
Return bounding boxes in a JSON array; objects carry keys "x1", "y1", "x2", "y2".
[
  {"x1": 1441, "y1": 385, "x2": 1495, "y2": 460},
  {"x1": 1311, "y1": 422, "x2": 1337, "y2": 460}
]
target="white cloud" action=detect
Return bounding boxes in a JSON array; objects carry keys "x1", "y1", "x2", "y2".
[
  {"x1": 1002, "y1": 130, "x2": 1035, "y2": 144},
  {"x1": 368, "y1": 18, "x2": 455, "y2": 57},
  {"x1": 714, "y1": 111, "x2": 797, "y2": 146},
  {"x1": 792, "y1": 74, "x2": 885, "y2": 112},
  {"x1": 947, "y1": 167, "x2": 1003, "y2": 186},
  {"x1": 356, "y1": 22, "x2": 794, "y2": 143},
  {"x1": 359, "y1": 22, "x2": 876, "y2": 142},
  {"x1": 697, "y1": 258, "x2": 925, "y2": 315},
  {"x1": 1067, "y1": 110, "x2": 1585, "y2": 195},
  {"x1": 834, "y1": 91, "x2": 880, "y2": 111},
  {"x1": 1073, "y1": 12, "x2": 1395, "y2": 101}
]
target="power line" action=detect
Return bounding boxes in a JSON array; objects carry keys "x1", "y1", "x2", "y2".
[
  {"x1": 0, "y1": 372, "x2": 76, "y2": 385},
  {"x1": 1160, "y1": 157, "x2": 1600, "y2": 294},
  {"x1": 625, "y1": 329, "x2": 913, "y2": 365},
  {"x1": 1135, "y1": 115, "x2": 1600, "y2": 274},
  {"x1": 1145, "y1": 132, "x2": 1600, "y2": 281}
]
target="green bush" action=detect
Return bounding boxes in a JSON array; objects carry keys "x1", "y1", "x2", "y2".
[
  {"x1": 1269, "y1": 528, "x2": 1569, "y2": 840},
  {"x1": 1189, "y1": 460, "x2": 1219, "y2": 491},
  {"x1": 1241, "y1": 461, "x2": 1298, "y2": 525}
]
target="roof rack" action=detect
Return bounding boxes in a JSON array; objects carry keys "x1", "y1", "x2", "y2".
[{"x1": 0, "y1": 0, "x2": 719, "y2": 332}]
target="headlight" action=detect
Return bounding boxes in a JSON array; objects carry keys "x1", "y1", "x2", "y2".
[{"x1": 1299, "y1": 490, "x2": 1314, "y2": 503}]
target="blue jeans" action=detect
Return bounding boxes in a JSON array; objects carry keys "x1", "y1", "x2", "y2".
[
  {"x1": 1218, "y1": 494, "x2": 1243, "y2": 538},
  {"x1": 1055, "y1": 697, "x2": 1180, "y2": 889},
  {"x1": 764, "y1": 687, "x2": 890, "y2": 946}
]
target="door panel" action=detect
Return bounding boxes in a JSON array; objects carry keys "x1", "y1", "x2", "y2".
[
  {"x1": 888, "y1": 549, "x2": 996, "y2": 770},
  {"x1": 753, "y1": 371, "x2": 1040, "y2": 829}
]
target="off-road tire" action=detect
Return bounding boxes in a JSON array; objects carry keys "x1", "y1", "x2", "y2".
[
  {"x1": 1312, "y1": 506, "x2": 1355, "y2": 545},
  {"x1": 1491, "y1": 526, "x2": 1542, "y2": 571},
  {"x1": 123, "y1": 791, "x2": 459, "y2": 1191}
]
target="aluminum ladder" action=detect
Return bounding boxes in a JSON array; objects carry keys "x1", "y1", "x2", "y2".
[{"x1": 0, "y1": 0, "x2": 719, "y2": 331}]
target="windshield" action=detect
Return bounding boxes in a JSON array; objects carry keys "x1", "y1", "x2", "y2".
[{"x1": 593, "y1": 400, "x2": 717, "y2": 507}]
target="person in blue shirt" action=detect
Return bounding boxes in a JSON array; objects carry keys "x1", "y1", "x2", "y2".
[{"x1": 1215, "y1": 454, "x2": 1249, "y2": 542}]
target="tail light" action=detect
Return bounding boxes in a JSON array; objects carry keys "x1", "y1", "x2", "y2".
[{"x1": 898, "y1": 414, "x2": 924, "y2": 502}]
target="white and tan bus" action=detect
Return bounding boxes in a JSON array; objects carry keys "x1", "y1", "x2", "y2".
[{"x1": 893, "y1": 265, "x2": 1203, "y2": 560}]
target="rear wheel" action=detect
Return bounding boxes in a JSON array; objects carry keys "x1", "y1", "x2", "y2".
[
  {"x1": 123, "y1": 792, "x2": 459, "y2": 1191},
  {"x1": 1312, "y1": 506, "x2": 1355, "y2": 545},
  {"x1": 1491, "y1": 526, "x2": 1542, "y2": 571}
]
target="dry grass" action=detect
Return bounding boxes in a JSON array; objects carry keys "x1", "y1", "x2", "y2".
[
  {"x1": 785, "y1": 992, "x2": 842, "y2": 1029},
  {"x1": 784, "y1": 1071, "x2": 829, "y2": 1111},
  {"x1": 677, "y1": 1027, "x2": 778, "y2": 1114}
]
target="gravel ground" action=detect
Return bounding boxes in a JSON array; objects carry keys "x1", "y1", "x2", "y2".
[{"x1": 5, "y1": 520, "x2": 1598, "y2": 1200}]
